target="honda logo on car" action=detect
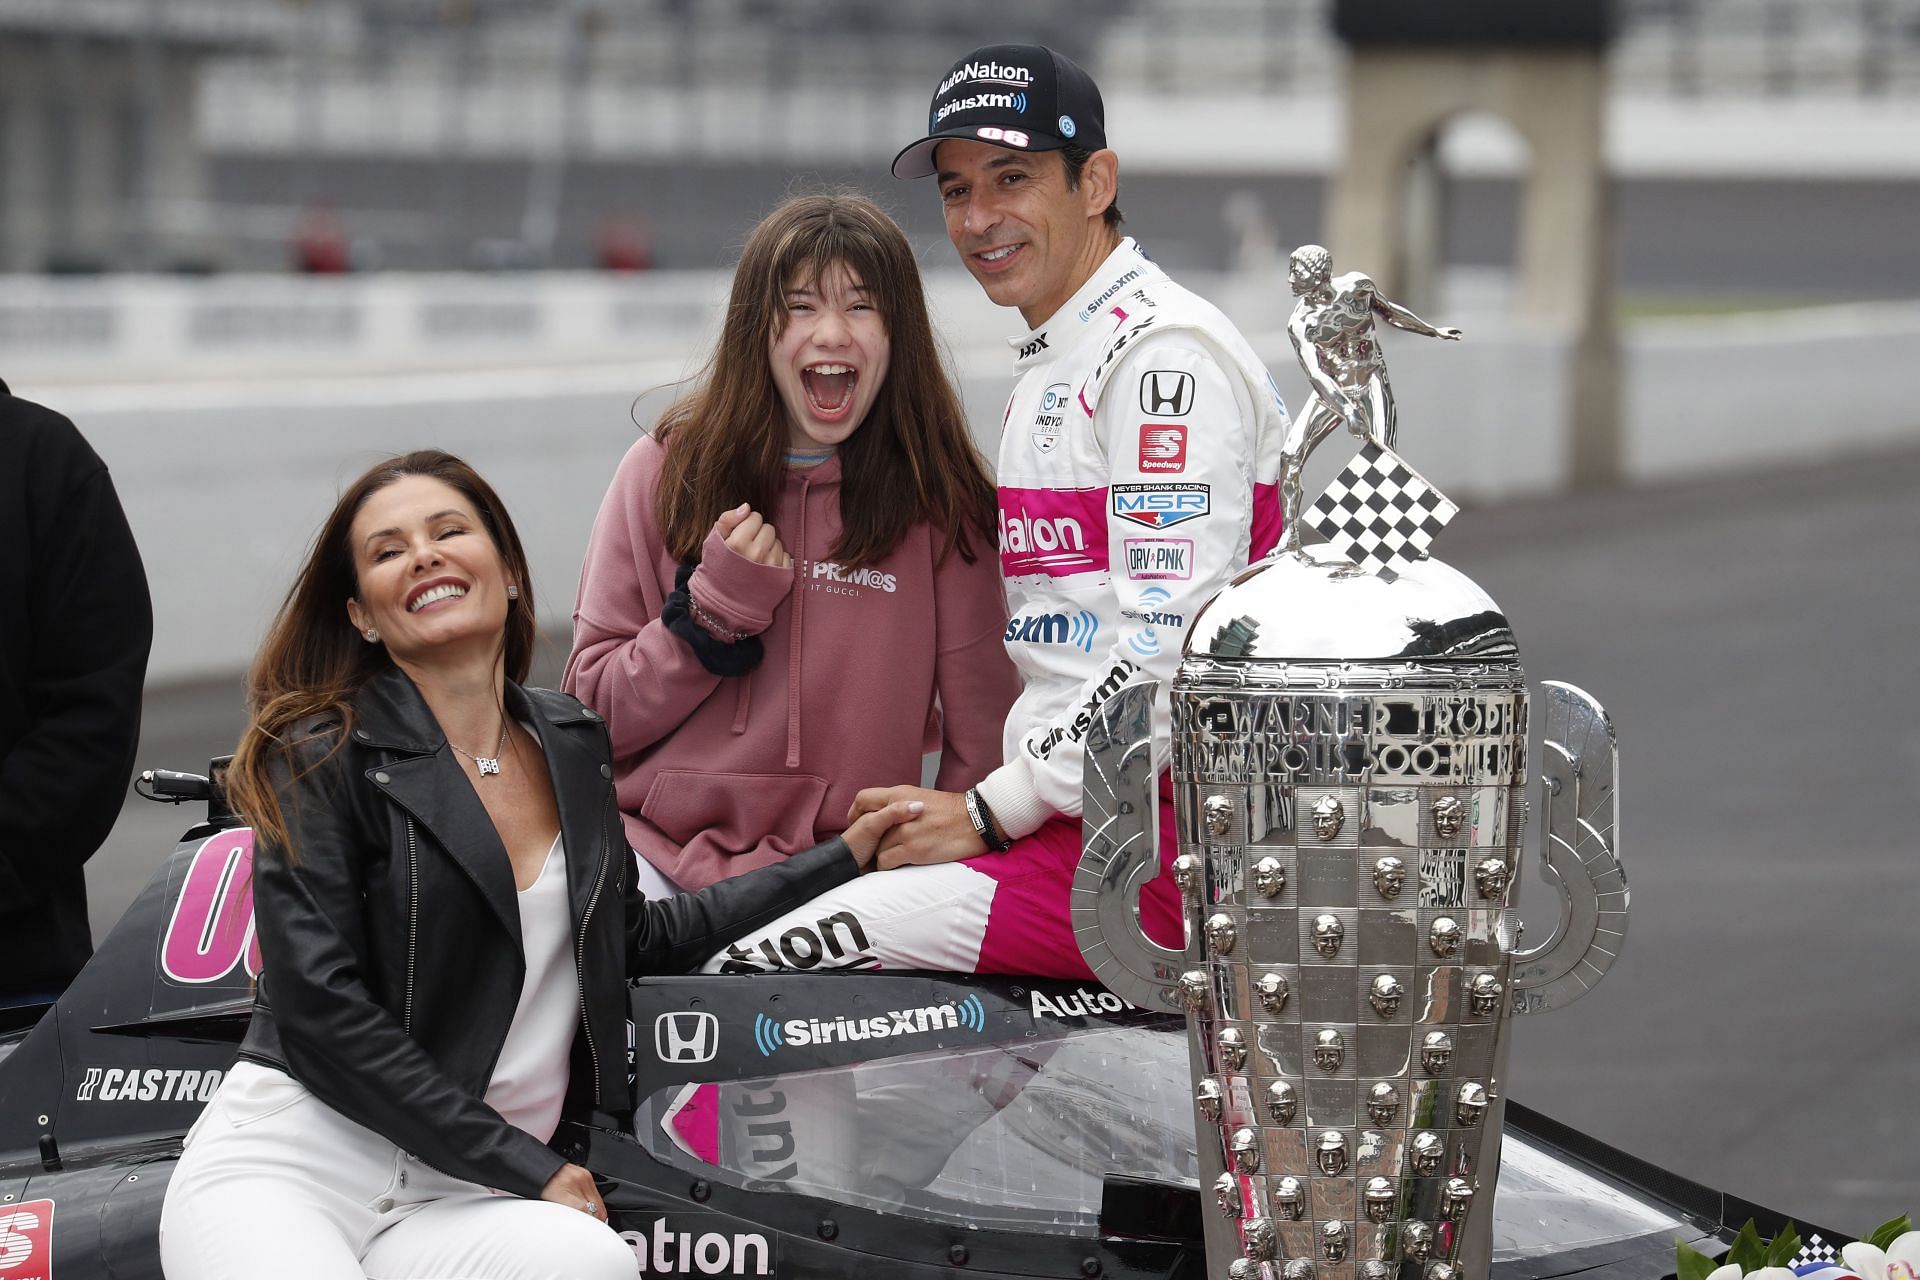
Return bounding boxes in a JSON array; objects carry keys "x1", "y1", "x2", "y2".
[
  {"x1": 752, "y1": 993, "x2": 986, "y2": 1055},
  {"x1": 1113, "y1": 483, "x2": 1209, "y2": 530},
  {"x1": 623, "y1": 1217, "x2": 772, "y2": 1277},
  {"x1": 654, "y1": 1011, "x2": 719, "y2": 1064},
  {"x1": 0, "y1": 1199, "x2": 53, "y2": 1279}
]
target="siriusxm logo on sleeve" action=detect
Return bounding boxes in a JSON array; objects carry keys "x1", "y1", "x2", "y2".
[{"x1": 1005, "y1": 609, "x2": 1099, "y2": 652}]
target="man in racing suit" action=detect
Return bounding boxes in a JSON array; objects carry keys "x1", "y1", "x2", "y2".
[{"x1": 703, "y1": 43, "x2": 1288, "y2": 981}]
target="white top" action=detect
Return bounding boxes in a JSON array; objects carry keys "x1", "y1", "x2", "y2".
[{"x1": 484, "y1": 832, "x2": 577, "y2": 1143}]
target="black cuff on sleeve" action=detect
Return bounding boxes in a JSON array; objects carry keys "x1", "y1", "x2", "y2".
[{"x1": 661, "y1": 561, "x2": 765, "y2": 678}]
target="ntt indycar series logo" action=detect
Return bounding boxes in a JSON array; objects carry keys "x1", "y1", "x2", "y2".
[{"x1": 753, "y1": 993, "x2": 987, "y2": 1056}]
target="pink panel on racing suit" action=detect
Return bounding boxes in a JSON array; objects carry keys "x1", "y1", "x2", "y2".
[
  {"x1": 971, "y1": 781, "x2": 1183, "y2": 979},
  {"x1": 998, "y1": 486, "x2": 1110, "y2": 579},
  {"x1": 1252, "y1": 481, "x2": 1283, "y2": 559}
]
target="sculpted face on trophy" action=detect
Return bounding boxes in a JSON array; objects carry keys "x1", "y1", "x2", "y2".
[
  {"x1": 1206, "y1": 913, "x2": 1238, "y2": 955},
  {"x1": 1369, "y1": 972, "x2": 1405, "y2": 1019},
  {"x1": 1229, "y1": 1260, "x2": 1258, "y2": 1280},
  {"x1": 1475, "y1": 856, "x2": 1511, "y2": 901},
  {"x1": 1204, "y1": 794, "x2": 1233, "y2": 838},
  {"x1": 1411, "y1": 1131, "x2": 1445, "y2": 1175},
  {"x1": 1267, "y1": 1079, "x2": 1298, "y2": 1125},
  {"x1": 1313, "y1": 1028, "x2": 1345, "y2": 1072},
  {"x1": 1172, "y1": 853, "x2": 1202, "y2": 894},
  {"x1": 1217, "y1": 1026, "x2": 1249, "y2": 1072},
  {"x1": 1468, "y1": 972, "x2": 1504, "y2": 1018},
  {"x1": 1243, "y1": 1216, "x2": 1277, "y2": 1261},
  {"x1": 1253, "y1": 856, "x2": 1287, "y2": 899},
  {"x1": 1372, "y1": 856, "x2": 1408, "y2": 899},
  {"x1": 1316, "y1": 1129, "x2": 1349, "y2": 1176},
  {"x1": 1432, "y1": 794, "x2": 1465, "y2": 841},
  {"x1": 1360, "y1": 1263, "x2": 1392, "y2": 1280},
  {"x1": 1367, "y1": 1081, "x2": 1400, "y2": 1125},
  {"x1": 1321, "y1": 1221, "x2": 1350, "y2": 1263},
  {"x1": 1311, "y1": 794, "x2": 1346, "y2": 841},
  {"x1": 1402, "y1": 1221, "x2": 1436, "y2": 1262},
  {"x1": 1422, "y1": 1032, "x2": 1454, "y2": 1075},
  {"x1": 1312, "y1": 914, "x2": 1345, "y2": 958},
  {"x1": 1273, "y1": 1175, "x2": 1306, "y2": 1220},
  {"x1": 1442, "y1": 1178, "x2": 1475, "y2": 1221},
  {"x1": 1196, "y1": 1077, "x2": 1224, "y2": 1122},
  {"x1": 1456, "y1": 1081, "x2": 1489, "y2": 1126},
  {"x1": 1429, "y1": 916, "x2": 1464, "y2": 959},
  {"x1": 1364, "y1": 1176, "x2": 1397, "y2": 1223},
  {"x1": 1283, "y1": 1260, "x2": 1315, "y2": 1280},
  {"x1": 1257, "y1": 971, "x2": 1291, "y2": 1014},
  {"x1": 1230, "y1": 1127, "x2": 1261, "y2": 1173},
  {"x1": 1214, "y1": 1172, "x2": 1242, "y2": 1218},
  {"x1": 1179, "y1": 970, "x2": 1210, "y2": 1011}
]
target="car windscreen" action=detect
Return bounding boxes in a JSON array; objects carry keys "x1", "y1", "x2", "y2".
[{"x1": 633, "y1": 1021, "x2": 1689, "y2": 1259}]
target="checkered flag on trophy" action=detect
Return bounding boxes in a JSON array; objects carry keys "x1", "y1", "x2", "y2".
[{"x1": 1305, "y1": 438, "x2": 1459, "y2": 576}]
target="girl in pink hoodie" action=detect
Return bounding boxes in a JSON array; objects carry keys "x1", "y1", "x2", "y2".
[{"x1": 565, "y1": 195, "x2": 1019, "y2": 892}]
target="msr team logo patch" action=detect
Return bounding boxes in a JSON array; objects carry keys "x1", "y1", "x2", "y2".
[
  {"x1": 1112, "y1": 483, "x2": 1209, "y2": 530},
  {"x1": 1137, "y1": 423, "x2": 1187, "y2": 473},
  {"x1": 0, "y1": 1199, "x2": 53, "y2": 1280}
]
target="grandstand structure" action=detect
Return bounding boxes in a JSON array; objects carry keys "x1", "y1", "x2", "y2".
[{"x1": 2, "y1": 0, "x2": 1918, "y2": 273}]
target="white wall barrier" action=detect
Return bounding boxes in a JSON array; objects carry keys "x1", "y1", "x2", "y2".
[{"x1": 3, "y1": 273, "x2": 1912, "y2": 683}]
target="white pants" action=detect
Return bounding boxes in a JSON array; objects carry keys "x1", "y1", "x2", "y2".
[{"x1": 159, "y1": 1063, "x2": 635, "y2": 1280}]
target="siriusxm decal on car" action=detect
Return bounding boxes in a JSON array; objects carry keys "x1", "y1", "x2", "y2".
[
  {"x1": 161, "y1": 829, "x2": 260, "y2": 985},
  {"x1": 0, "y1": 1199, "x2": 53, "y2": 1279},
  {"x1": 1137, "y1": 422, "x2": 1187, "y2": 473},
  {"x1": 715, "y1": 909, "x2": 874, "y2": 974},
  {"x1": 654, "y1": 1011, "x2": 718, "y2": 1065},
  {"x1": 1030, "y1": 986, "x2": 1137, "y2": 1018},
  {"x1": 621, "y1": 1217, "x2": 773, "y2": 1277},
  {"x1": 75, "y1": 1066, "x2": 224, "y2": 1103},
  {"x1": 1138, "y1": 369, "x2": 1195, "y2": 417},
  {"x1": 1124, "y1": 537, "x2": 1193, "y2": 580},
  {"x1": 1112, "y1": 482, "x2": 1210, "y2": 530},
  {"x1": 1005, "y1": 609, "x2": 1098, "y2": 653},
  {"x1": 1031, "y1": 380, "x2": 1069, "y2": 451},
  {"x1": 752, "y1": 993, "x2": 986, "y2": 1056}
]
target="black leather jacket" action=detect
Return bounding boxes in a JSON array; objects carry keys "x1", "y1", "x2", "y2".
[{"x1": 236, "y1": 667, "x2": 859, "y2": 1198}]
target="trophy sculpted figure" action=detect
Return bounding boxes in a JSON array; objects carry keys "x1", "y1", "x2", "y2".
[{"x1": 1073, "y1": 249, "x2": 1627, "y2": 1280}]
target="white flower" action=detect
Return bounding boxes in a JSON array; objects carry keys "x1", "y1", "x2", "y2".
[{"x1": 1842, "y1": 1230, "x2": 1920, "y2": 1280}]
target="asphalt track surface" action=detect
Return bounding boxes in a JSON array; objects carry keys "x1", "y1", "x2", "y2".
[{"x1": 91, "y1": 444, "x2": 1919, "y2": 1233}]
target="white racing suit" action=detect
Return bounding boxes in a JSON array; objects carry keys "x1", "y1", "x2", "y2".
[
  {"x1": 702, "y1": 237, "x2": 1289, "y2": 980},
  {"x1": 685, "y1": 239, "x2": 1289, "y2": 1200}
]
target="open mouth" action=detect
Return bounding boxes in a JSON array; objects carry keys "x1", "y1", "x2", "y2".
[
  {"x1": 801, "y1": 363, "x2": 858, "y2": 419},
  {"x1": 974, "y1": 243, "x2": 1024, "y2": 272},
  {"x1": 407, "y1": 580, "x2": 468, "y2": 612}
]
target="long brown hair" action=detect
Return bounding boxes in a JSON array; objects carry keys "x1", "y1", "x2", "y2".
[
  {"x1": 655, "y1": 193, "x2": 996, "y2": 568},
  {"x1": 226, "y1": 450, "x2": 536, "y2": 856}
]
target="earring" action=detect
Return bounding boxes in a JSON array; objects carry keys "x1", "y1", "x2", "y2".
[
  {"x1": 364, "y1": 627, "x2": 380, "y2": 642},
  {"x1": 506, "y1": 585, "x2": 520, "y2": 600}
]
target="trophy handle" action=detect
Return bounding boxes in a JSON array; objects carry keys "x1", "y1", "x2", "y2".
[
  {"x1": 1073, "y1": 681, "x2": 1185, "y2": 1011},
  {"x1": 1509, "y1": 681, "x2": 1629, "y2": 1014}
]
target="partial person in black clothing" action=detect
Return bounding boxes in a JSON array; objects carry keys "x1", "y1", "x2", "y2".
[{"x1": 0, "y1": 377, "x2": 154, "y2": 1006}]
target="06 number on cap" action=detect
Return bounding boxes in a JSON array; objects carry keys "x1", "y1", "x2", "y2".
[{"x1": 976, "y1": 126, "x2": 1031, "y2": 148}]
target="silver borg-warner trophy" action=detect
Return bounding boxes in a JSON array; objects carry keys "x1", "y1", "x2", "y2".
[{"x1": 1074, "y1": 247, "x2": 1628, "y2": 1280}]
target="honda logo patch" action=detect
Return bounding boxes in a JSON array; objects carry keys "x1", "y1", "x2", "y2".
[
  {"x1": 655, "y1": 1011, "x2": 719, "y2": 1064},
  {"x1": 1138, "y1": 370, "x2": 1194, "y2": 417}
]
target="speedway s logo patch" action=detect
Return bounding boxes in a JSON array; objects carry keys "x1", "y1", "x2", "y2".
[
  {"x1": 654, "y1": 1012, "x2": 718, "y2": 1064},
  {"x1": 1112, "y1": 483, "x2": 1210, "y2": 530},
  {"x1": 1137, "y1": 423, "x2": 1187, "y2": 473},
  {"x1": 621, "y1": 1217, "x2": 773, "y2": 1277},
  {"x1": 752, "y1": 994, "x2": 986, "y2": 1056},
  {"x1": 75, "y1": 1066, "x2": 223, "y2": 1103},
  {"x1": 1138, "y1": 369, "x2": 1194, "y2": 416},
  {"x1": 0, "y1": 1199, "x2": 53, "y2": 1279}
]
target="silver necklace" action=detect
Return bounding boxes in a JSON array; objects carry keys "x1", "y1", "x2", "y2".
[{"x1": 450, "y1": 721, "x2": 509, "y2": 777}]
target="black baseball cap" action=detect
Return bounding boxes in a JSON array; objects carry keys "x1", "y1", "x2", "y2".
[{"x1": 890, "y1": 44, "x2": 1107, "y2": 180}]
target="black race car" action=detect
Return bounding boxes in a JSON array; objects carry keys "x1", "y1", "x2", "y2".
[{"x1": 0, "y1": 766, "x2": 1834, "y2": 1280}]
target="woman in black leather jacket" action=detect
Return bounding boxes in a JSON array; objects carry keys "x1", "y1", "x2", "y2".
[{"x1": 158, "y1": 450, "x2": 919, "y2": 1280}]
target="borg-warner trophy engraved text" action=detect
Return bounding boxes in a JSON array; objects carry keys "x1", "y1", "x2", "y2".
[{"x1": 1074, "y1": 250, "x2": 1626, "y2": 1280}]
